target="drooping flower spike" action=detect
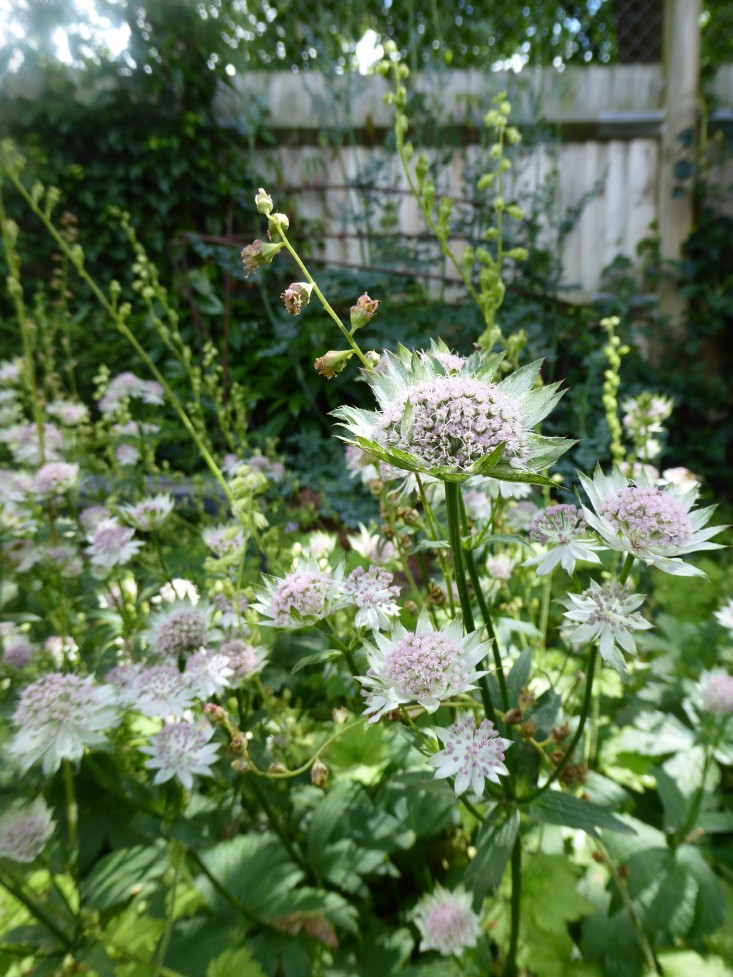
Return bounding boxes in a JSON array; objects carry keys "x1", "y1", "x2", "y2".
[
  {"x1": 579, "y1": 465, "x2": 725, "y2": 577},
  {"x1": 333, "y1": 345, "x2": 572, "y2": 484}
]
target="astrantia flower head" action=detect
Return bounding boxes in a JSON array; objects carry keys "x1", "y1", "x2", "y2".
[
  {"x1": 144, "y1": 600, "x2": 213, "y2": 660},
  {"x1": 579, "y1": 466, "x2": 725, "y2": 577},
  {"x1": 430, "y1": 713, "x2": 511, "y2": 796},
  {"x1": 253, "y1": 557, "x2": 346, "y2": 629},
  {"x1": 335, "y1": 347, "x2": 569, "y2": 483},
  {"x1": 129, "y1": 663, "x2": 195, "y2": 718},
  {"x1": 343, "y1": 565, "x2": 401, "y2": 630},
  {"x1": 86, "y1": 518, "x2": 143, "y2": 575},
  {"x1": 220, "y1": 639, "x2": 267, "y2": 682},
  {"x1": 697, "y1": 670, "x2": 733, "y2": 715},
  {"x1": 32, "y1": 462, "x2": 80, "y2": 499},
  {"x1": 0, "y1": 798, "x2": 55, "y2": 863},
  {"x1": 413, "y1": 884, "x2": 482, "y2": 957},
  {"x1": 358, "y1": 611, "x2": 489, "y2": 721},
  {"x1": 185, "y1": 649, "x2": 233, "y2": 699},
  {"x1": 9, "y1": 673, "x2": 118, "y2": 773},
  {"x1": 560, "y1": 579, "x2": 652, "y2": 677},
  {"x1": 202, "y1": 523, "x2": 245, "y2": 557},
  {"x1": 142, "y1": 721, "x2": 219, "y2": 789},
  {"x1": 119, "y1": 494, "x2": 175, "y2": 532},
  {"x1": 47, "y1": 399, "x2": 89, "y2": 427},
  {"x1": 714, "y1": 599, "x2": 733, "y2": 634},
  {"x1": 524, "y1": 503, "x2": 604, "y2": 576},
  {"x1": 347, "y1": 524, "x2": 397, "y2": 566}
]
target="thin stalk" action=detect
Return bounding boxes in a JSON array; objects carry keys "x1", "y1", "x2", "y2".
[
  {"x1": 444, "y1": 483, "x2": 474, "y2": 631},
  {"x1": 62, "y1": 760, "x2": 78, "y2": 861},
  {"x1": 269, "y1": 220, "x2": 372, "y2": 370},
  {"x1": 152, "y1": 844, "x2": 184, "y2": 977},
  {"x1": 314, "y1": 623, "x2": 359, "y2": 677},
  {"x1": 521, "y1": 645, "x2": 598, "y2": 804},
  {"x1": 184, "y1": 846, "x2": 259, "y2": 925},
  {"x1": 2, "y1": 171, "x2": 233, "y2": 506},
  {"x1": 617, "y1": 552, "x2": 635, "y2": 586},
  {"x1": 0, "y1": 874, "x2": 72, "y2": 949},
  {"x1": 502, "y1": 838, "x2": 522, "y2": 977}
]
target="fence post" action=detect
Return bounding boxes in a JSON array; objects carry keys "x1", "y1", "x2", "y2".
[{"x1": 658, "y1": 0, "x2": 701, "y2": 333}]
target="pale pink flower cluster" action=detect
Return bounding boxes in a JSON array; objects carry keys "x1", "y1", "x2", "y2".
[
  {"x1": 254, "y1": 559, "x2": 345, "y2": 629},
  {"x1": 85, "y1": 518, "x2": 143, "y2": 575},
  {"x1": 524, "y1": 503, "x2": 603, "y2": 576},
  {"x1": 0, "y1": 798, "x2": 55, "y2": 863},
  {"x1": 145, "y1": 602, "x2": 212, "y2": 659},
  {"x1": 8, "y1": 673, "x2": 118, "y2": 773},
  {"x1": 141, "y1": 721, "x2": 219, "y2": 789},
  {"x1": 185, "y1": 649, "x2": 233, "y2": 698},
  {"x1": 698, "y1": 671, "x2": 733, "y2": 715},
  {"x1": 97, "y1": 372, "x2": 164, "y2": 416},
  {"x1": 219, "y1": 639, "x2": 267, "y2": 681},
  {"x1": 413, "y1": 884, "x2": 482, "y2": 957},
  {"x1": 120, "y1": 494, "x2": 175, "y2": 532},
  {"x1": 430, "y1": 714, "x2": 511, "y2": 795},
  {"x1": 109, "y1": 662, "x2": 194, "y2": 717},
  {"x1": 47, "y1": 399, "x2": 89, "y2": 426},
  {"x1": 32, "y1": 461, "x2": 80, "y2": 499},
  {"x1": 343, "y1": 565, "x2": 400, "y2": 630}
]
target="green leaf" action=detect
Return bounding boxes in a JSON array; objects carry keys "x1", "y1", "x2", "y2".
[
  {"x1": 528, "y1": 790, "x2": 635, "y2": 837},
  {"x1": 506, "y1": 647, "x2": 532, "y2": 707},
  {"x1": 81, "y1": 843, "x2": 167, "y2": 911},
  {"x1": 197, "y1": 834, "x2": 304, "y2": 920},
  {"x1": 655, "y1": 951, "x2": 733, "y2": 977},
  {"x1": 292, "y1": 649, "x2": 341, "y2": 672},
  {"x1": 464, "y1": 807, "x2": 519, "y2": 906},
  {"x1": 470, "y1": 441, "x2": 505, "y2": 475},
  {"x1": 207, "y1": 946, "x2": 267, "y2": 977}
]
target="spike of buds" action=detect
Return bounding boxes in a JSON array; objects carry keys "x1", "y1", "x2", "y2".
[
  {"x1": 281, "y1": 282, "x2": 313, "y2": 315},
  {"x1": 350, "y1": 293, "x2": 379, "y2": 332},
  {"x1": 241, "y1": 240, "x2": 283, "y2": 277},
  {"x1": 314, "y1": 349, "x2": 353, "y2": 380}
]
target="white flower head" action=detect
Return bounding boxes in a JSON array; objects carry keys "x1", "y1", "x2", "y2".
[
  {"x1": 8, "y1": 673, "x2": 118, "y2": 774},
  {"x1": 697, "y1": 670, "x2": 733, "y2": 715},
  {"x1": 523, "y1": 503, "x2": 604, "y2": 576},
  {"x1": 579, "y1": 466, "x2": 725, "y2": 577},
  {"x1": 358, "y1": 612, "x2": 489, "y2": 721},
  {"x1": 202, "y1": 523, "x2": 245, "y2": 558},
  {"x1": 560, "y1": 579, "x2": 653, "y2": 677},
  {"x1": 714, "y1": 599, "x2": 733, "y2": 634},
  {"x1": 86, "y1": 518, "x2": 144, "y2": 574},
  {"x1": 486, "y1": 555, "x2": 514, "y2": 580},
  {"x1": 119, "y1": 494, "x2": 175, "y2": 532},
  {"x1": 0, "y1": 798, "x2": 55, "y2": 863},
  {"x1": 413, "y1": 884, "x2": 482, "y2": 957},
  {"x1": 660, "y1": 466, "x2": 700, "y2": 495},
  {"x1": 47, "y1": 399, "x2": 89, "y2": 427},
  {"x1": 32, "y1": 462, "x2": 80, "y2": 499},
  {"x1": 347, "y1": 524, "x2": 397, "y2": 565},
  {"x1": 142, "y1": 720, "x2": 219, "y2": 789},
  {"x1": 157, "y1": 578, "x2": 200, "y2": 605},
  {"x1": 185, "y1": 649, "x2": 233, "y2": 699},
  {"x1": 129, "y1": 663, "x2": 195, "y2": 718},
  {"x1": 253, "y1": 557, "x2": 346, "y2": 629},
  {"x1": 430, "y1": 713, "x2": 512, "y2": 796},
  {"x1": 143, "y1": 600, "x2": 215, "y2": 660},
  {"x1": 335, "y1": 348, "x2": 569, "y2": 484},
  {"x1": 343, "y1": 565, "x2": 401, "y2": 630},
  {"x1": 220, "y1": 639, "x2": 268, "y2": 682}
]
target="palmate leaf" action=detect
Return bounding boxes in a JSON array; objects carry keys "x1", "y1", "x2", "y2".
[
  {"x1": 528, "y1": 790, "x2": 635, "y2": 838},
  {"x1": 207, "y1": 947, "x2": 266, "y2": 977}
]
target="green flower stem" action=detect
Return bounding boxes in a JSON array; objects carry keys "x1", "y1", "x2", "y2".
[
  {"x1": 62, "y1": 759, "x2": 78, "y2": 863},
  {"x1": 0, "y1": 186, "x2": 46, "y2": 461},
  {"x1": 462, "y1": 545, "x2": 510, "y2": 712},
  {"x1": 538, "y1": 566, "x2": 555, "y2": 654},
  {"x1": 243, "y1": 775, "x2": 311, "y2": 878},
  {"x1": 502, "y1": 837, "x2": 522, "y2": 977},
  {"x1": 520, "y1": 645, "x2": 598, "y2": 805},
  {"x1": 248, "y1": 717, "x2": 369, "y2": 780},
  {"x1": 183, "y1": 846, "x2": 259, "y2": 926},
  {"x1": 415, "y1": 474, "x2": 455, "y2": 616},
  {"x1": 445, "y1": 483, "x2": 475, "y2": 631},
  {"x1": 617, "y1": 552, "x2": 635, "y2": 586},
  {"x1": 2, "y1": 169, "x2": 234, "y2": 507},
  {"x1": 315, "y1": 623, "x2": 359, "y2": 677},
  {"x1": 268, "y1": 220, "x2": 372, "y2": 371},
  {"x1": 151, "y1": 533, "x2": 176, "y2": 591},
  {"x1": 152, "y1": 842, "x2": 184, "y2": 977},
  {"x1": 0, "y1": 873, "x2": 72, "y2": 949}
]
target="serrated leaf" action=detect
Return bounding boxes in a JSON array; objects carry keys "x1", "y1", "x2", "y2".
[
  {"x1": 207, "y1": 946, "x2": 267, "y2": 977},
  {"x1": 80, "y1": 843, "x2": 167, "y2": 911},
  {"x1": 529, "y1": 790, "x2": 635, "y2": 837},
  {"x1": 464, "y1": 807, "x2": 519, "y2": 907}
]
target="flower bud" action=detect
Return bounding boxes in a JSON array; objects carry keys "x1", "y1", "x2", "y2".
[
  {"x1": 204, "y1": 702, "x2": 228, "y2": 724},
  {"x1": 350, "y1": 293, "x2": 380, "y2": 331},
  {"x1": 332, "y1": 706, "x2": 349, "y2": 725},
  {"x1": 314, "y1": 349, "x2": 353, "y2": 379},
  {"x1": 519, "y1": 720, "x2": 535, "y2": 739},
  {"x1": 281, "y1": 282, "x2": 313, "y2": 315},
  {"x1": 268, "y1": 212, "x2": 290, "y2": 239},
  {"x1": 231, "y1": 758, "x2": 249, "y2": 774},
  {"x1": 310, "y1": 759, "x2": 329, "y2": 788},
  {"x1": 255, "y1": 187, "x2": 273, "y2": 216},
  {"x1": 364, "y1": 350, "x2": 381, "y2": 370},
  {"x1": 241, "y1": 239, "x2": 283, "y2": 277},
  {"x1": 505, "y1": 707, "x2": 523, "y2": 726},
  {"x1": 230, "y1": 734, "x2": 247, "y2": 754}
]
